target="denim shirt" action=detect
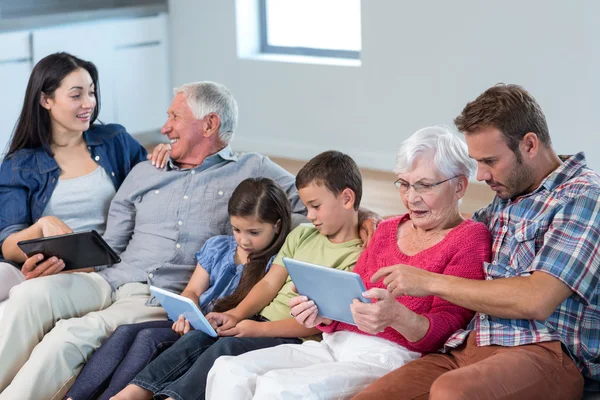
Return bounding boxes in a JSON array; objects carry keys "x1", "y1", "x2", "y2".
[{"x1": 0, "y1": 123, "x2": 148, "y2": 256}]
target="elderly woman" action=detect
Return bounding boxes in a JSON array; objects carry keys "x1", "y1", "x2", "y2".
[{"x1": 205, "y1": 126, "x2": 492, "y2": 400}]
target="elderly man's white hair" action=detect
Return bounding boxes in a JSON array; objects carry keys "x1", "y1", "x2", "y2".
[
  {"x1": 394, "y1": 126, "x2": 476, "y2": 179},
  {"x1": 174, "y1": 81, "x2": 239, "y2": 144}
]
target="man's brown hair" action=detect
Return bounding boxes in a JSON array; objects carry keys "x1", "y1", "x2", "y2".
[
  {"x1": 454, "y1": 84, "x2": 551, "y2": 160},
  {"x1": 296, "y1": 150, "x2": 363, "y2": 210}
]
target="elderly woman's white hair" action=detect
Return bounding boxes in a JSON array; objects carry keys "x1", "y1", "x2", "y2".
[
  {"x1": 394, "y1": 126, "x2": 476, "y2": 179},
  {"x1": 174, "y1": 81, "x2": 239, "y2": 144}
]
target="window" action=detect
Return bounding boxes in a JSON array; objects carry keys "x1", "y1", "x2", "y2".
[{"x1": 260, "y1": 0, "x2": 361, "y2": 59}]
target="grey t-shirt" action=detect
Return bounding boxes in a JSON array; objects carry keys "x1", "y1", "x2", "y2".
[
  {"x1": 97, "y1": 146, "x2": 305, "y2": 300},
  {"x1": 41, "y1": 166, "x2": 116, "y2": 235}
]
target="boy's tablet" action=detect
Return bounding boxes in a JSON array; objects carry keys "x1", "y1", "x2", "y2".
[
  {"x1": 149, "y1": 286, "x2": 218, "y2": 337},
  {"x1": 282, "y1": 257, "x2": 370, "y2": 325},
  {"x1": 17, "y1": 230, "x2": 120, "y2": 270}
]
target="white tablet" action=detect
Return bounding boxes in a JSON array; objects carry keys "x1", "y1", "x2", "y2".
[
  {"x1": 149, "y1": 286, "x2": 217, "y2": 337},
  {"x1": 282, "y1": 257, "x2": 370, "y2": 325}
]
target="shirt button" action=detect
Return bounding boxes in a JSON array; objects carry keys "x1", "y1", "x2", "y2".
[
  {"x1": 191, "y1": 170, "x2": 195, "y2": 175},
  {"x1": 502, "y1": 226, "x2": 508, "y2": 232},
  {"x1": 148, "y1": 273, "x2": 154, "y2": 278},
  {"x1": 155, "y1": 190, "x2": 160, "y2": 194},
  {"x1": 183, "y1": 195, "x2": 189, "y2": 200},
  {"x1": 178, "y1": 221, "x2": 183, "y2": 226},
  {"x1": 52, "y1": 178, "x2": 56, "y2": 183},
  {"x1": 176, "y1": 243, "x2": 181, "y2": 249},
  {"x1": 486, "y1": 276, "x2": 493, "y2": 280},
  {"x1": 516, "y1": 233, "x2": 523, "y2": 241},
  {"x1": 43, "y1": 197, "x2": 47, "y2": 202},
  {"x1": 95, "y1": 156, "x2": 100, "y2": 161},
  {"x1": 480, "y1": 313, "x2": 487, "y2": 320},
  {"x1": 492, "y1": 260, "x2": 497, "y2": 265},
  {"x1": 87, "y1": 146, "x2": 91, "y2": 150},
  {"x1": 111, "y1": 172, "x2": 115, "y2": 177},
  {"x1": 218, "y1": 191, "x2": 223, "y2": 196}
]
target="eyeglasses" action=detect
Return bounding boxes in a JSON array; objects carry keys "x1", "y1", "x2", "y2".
[{"x1": 393, "y1": 176, "x2": 461, "y2": 194}]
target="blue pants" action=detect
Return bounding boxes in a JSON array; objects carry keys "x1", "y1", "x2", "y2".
[
  {"x1": 131, "y1": 330, "x2": 302, "y2": 400},
  {"x1": 65, "y1": 320, "x2": 179, "y2": 400}
]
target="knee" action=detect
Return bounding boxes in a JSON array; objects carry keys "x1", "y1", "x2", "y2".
[
  {"x1": 8, "y1": 276, "x2": 53, "y2": 305},
  {"x1": 430, "y1": 373, "x2": 471, "y2": 400}
]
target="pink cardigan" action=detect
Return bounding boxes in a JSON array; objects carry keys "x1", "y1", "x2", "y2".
[{"x1": 319, "y1": 214, "x2": 491, "y2": 354}]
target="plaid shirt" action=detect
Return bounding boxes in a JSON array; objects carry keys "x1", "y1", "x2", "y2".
[{"x1": 444, "y1": 153, "x2": 600, "y2": 386}]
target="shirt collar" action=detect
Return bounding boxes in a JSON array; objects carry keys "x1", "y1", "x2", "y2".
[
  {"x1": 166, "y1": 145, "x2": 238, "y2": 171},
  {"x1": 537, "y1": 152, "x2": 587, "y2": 192}
]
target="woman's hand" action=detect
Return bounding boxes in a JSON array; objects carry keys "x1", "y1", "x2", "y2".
[
  {"x1": 21, "y1": 253, "x2": 65, "y2": 280},
  {"x1": 289, "y1": 295, "x2": 332, "y2": 328},
  {"x1": 350, "y1": 288, "x2": 406, "y2": 335},
  {"x1": 147, "y1": 143, "x2": 170, "y2": 169},
  {"x1": 36, "y1": 216, "x2": 72, "y2": 237},
  {"x1": 172, "y1": 315, "x2": 193, "y2": 335},
  {"x1": 371, "y1": 264, "x2": 436, "y2": 298},
  {"x1": 217, "y1": 319, "x2": 265, "y2": 337},
  {"x1": 206, "y1": 311, "x2": 240, "y2": 333}
]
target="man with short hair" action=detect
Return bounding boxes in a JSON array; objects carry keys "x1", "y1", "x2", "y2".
[
  {"x1": 354, "y1": 84, "x2": 600, "y2": 400},
  {"x1": 0, "y1": 81, "x2": 324, "y2": 400}
]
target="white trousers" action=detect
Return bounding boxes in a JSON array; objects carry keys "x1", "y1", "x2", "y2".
[
  {"x1": 207, "y1": 330, "x2": 421, "y2": 400},
  {"x1": 0, "y1": 262, "x2": 25, "y2": 302},
  {"x1": 0, "y1": 272, "x2": 167, "y2": 400}
]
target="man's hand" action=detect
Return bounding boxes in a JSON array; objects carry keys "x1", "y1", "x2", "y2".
[
  {"x1": 21, "y1": 253, "x2": 65, "y2": 280},
  {"x1": 217, "y1": 319, "x2": 265, "y2": 337},
  {"x1": 36, "y1": 216, "x2": 72, "y2": 237},
  {"x1": 172, "y1": 315, "x2": 193, "y2": 335},
  {"x1": 371, "y1": 264, "x2": 436, "y2": 298},
  {"x1": 289, "y1": 295, "x2": 332, "y2": 328},
  {"x1": 350, "y1": 288, "x2": 406, "y2": 335},
  {"x1": 147, "y1": 143, "x2": 171, "y2": 169},
  {"x1": 206, "y1": 311, "x2": 241, "y2": 333},
  {"x1": 358, "y1": 210, "x2": 382, "y2": 247}
]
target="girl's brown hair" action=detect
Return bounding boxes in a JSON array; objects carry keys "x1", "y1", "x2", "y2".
[{"x1": 210, "y1": 177, "x2": 291, "y2": 313}]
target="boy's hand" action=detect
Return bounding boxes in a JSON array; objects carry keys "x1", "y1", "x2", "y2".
[
  {"x1": 358, "y1": 209, "x2": 382, "y2": 247},
  {"x1": 172, "y1": 315, "x2": 193, "y2": 335},
  {"x1": 289, "y1": 295, "x2": 332, "y2": 328},
  {"x1": 206, "y1": 311, "x2": 240, "y2": 332},
  {"x1": 218, "y1": 319, "x2": 264, "y2": 337}
]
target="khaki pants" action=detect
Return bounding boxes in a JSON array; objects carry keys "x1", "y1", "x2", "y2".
[
  {"x1": 0, "y1": 272, "x2": 167, "y2": 400},
  {"x1": 0, "y1": 262, "x2": 25, "y2": 302},
  {"x1": 353, "y1": 331, "x2": 584, "y2": 400}
]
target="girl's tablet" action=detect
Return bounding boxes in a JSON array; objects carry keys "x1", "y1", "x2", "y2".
[
  {"x1": 149, "y1": 286, "x2": 218, "y2": 337},
  {"x1": 282, "y1": 257, "x2": 370, "y2": 325}
]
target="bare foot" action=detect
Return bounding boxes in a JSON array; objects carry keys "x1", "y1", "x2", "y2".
[{"x1": 109, "y1": 384, "x2": 153, "y2": 400}]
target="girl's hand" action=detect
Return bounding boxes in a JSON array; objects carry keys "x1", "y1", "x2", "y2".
[
  {"x1": 206, "y1": 311, "x2": 240, "y2": 333},
  {"x1": 289, "y1": 295, "x2": 332, "y2": 328},
  {"x1": 147, "y1": 143, "x2": 170, "y2": 169},
  {"x1": 217, "y1": 319, "x2": 264, "y2": 337},
  {"x1": 21, "y1": 253, "x2": 65, "y2": 279},
  {"x1": 36, "y1": 216, "x2": 73, "y2": 237},
  {"x1": 350, "y1": 288, "x2": 405, "y2": 335},
  {"x1": 172, "y1": 315, "x2": 193, "y2": 335}
]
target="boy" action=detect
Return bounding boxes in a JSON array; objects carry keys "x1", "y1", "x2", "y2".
[{"x1": 113, "y1": 150, "x2": 365, "y2": 400}]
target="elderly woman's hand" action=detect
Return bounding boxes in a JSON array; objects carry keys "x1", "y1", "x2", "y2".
[
  {"x1": 289, "y1": 295, "x2": 332, "y2": 328},
  {"x1": 371, "y1": 264, "x2": 436, "y2": 298},
  {"x1": 147, "y1": 143, "x2": 171, "y2": 169},
  {"x1": 350, "y1": 288, "x2": 408, "y2": 335}
]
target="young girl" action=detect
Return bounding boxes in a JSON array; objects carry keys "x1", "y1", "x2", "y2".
[{"x1": 64, "y1": 177, "x2": 291, "y2": 400}]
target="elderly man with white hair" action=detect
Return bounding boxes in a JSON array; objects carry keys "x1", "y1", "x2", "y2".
[
  {"x1": 205, "y1": 126, "x2": 493, "y2": 400},
  {"x1": 0, "y1": 81, "x2": 311, "y2": 400}
]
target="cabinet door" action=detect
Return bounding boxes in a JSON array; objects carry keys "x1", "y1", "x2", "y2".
[
  {"x1": 32, "y1": 21, "x2": 116, "y2": 124},
  {"x1": 112, "y1": 14, "x2": 170, "y2": 135},
  {"x1": 0, "y1": 31, "x2": 31, "y2": 158}
]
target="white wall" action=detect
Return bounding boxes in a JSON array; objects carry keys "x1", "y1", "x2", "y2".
[{"x1": 168, "y1": 0, "x2": 600, "y2": 172}]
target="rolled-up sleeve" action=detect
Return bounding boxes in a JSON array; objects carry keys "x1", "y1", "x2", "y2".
[{"x1": 0, "y1": 160, "x2": 31, "y2": 251}]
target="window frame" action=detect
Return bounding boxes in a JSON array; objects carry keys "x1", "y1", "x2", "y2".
[{"x1": 258, "y1": 0, "x2": 360, "y2": 60}]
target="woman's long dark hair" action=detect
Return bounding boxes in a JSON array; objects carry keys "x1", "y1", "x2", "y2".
[
  {"x1": 211, "y1": 178, "x2": 292, "y2": 313},
  {"x1": 6, "y1": 52, "x2": 101, "y2": 158}
]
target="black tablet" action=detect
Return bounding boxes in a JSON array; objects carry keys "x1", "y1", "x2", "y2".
[{"x1": 17, "y1": 230, "x2": 121, "y2": 270}]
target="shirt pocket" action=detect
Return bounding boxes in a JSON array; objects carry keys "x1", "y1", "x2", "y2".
[
  {"x1": 208, "y1": 187, "x2": 233, "y2": 233},
  {"x1": 510, "y1": 221, "x2": 540, "y2": 271},
  {"x1": 135, "y1": 188, "x2": 175, "y2": 224}
]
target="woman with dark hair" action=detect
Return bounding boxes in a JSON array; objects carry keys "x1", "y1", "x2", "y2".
[
  {"x1": 0, "y1": 52, "x2": 169, "y2": 301},
  {"x1": 64, "y1": 177, "x2": 292, "y2": 400}
]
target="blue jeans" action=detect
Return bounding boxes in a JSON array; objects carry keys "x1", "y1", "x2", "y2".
[
  {"x1": 65, "y1": 320, "x2": 179, "y2": 400},
  {"x1": 131, "y1": 330, "x2": 302, "y2": 400}
]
